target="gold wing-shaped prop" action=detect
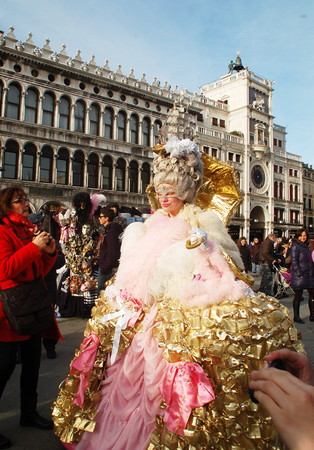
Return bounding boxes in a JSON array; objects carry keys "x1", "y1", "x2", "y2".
[
  {"x1": 195, "y1": 153, "x2": 242, "y2": 226},
  {"x1": 146, "y1": 151, "x2": 242, "y2": 226}
]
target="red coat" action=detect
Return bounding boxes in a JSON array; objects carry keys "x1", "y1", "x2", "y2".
[{"x1": 0, "y1": 212, "x2": 58, "y2": 342}]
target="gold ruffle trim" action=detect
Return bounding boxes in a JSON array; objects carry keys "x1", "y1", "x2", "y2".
[
  {"x1": 149, "y1": 294, "x2": 304, "y2": 449},
  {"x1": 52, "y1": 293, "x2": 144, "y2": 443},
  {"x1": 53, "y1": 292, "x2": 304, "y2": 449}
]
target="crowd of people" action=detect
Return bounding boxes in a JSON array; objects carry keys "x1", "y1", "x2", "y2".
[{"x1": 0, "y1": 137, "x2": 313, "y2": 449}]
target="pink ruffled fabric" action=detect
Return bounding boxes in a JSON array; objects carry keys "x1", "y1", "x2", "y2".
[
  {"x1": 115, "y1": 213, "x2": 190, "y2": 304},
  {"x1": 75, "y1": 305, "x2": 168, "y2": 450}
]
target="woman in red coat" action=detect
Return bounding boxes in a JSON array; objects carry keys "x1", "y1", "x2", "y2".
[{"x1": 0, "y1": 187, "x2": 57, "y2": 449}]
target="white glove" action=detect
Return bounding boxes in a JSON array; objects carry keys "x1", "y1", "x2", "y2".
[{"x1": 186, "y1": 228, "x2": 212, "y2": 252}]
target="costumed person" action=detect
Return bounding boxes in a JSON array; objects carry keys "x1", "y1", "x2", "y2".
[
  {"x1": 53, "y1": 138, "x2": 304, "y2": 450},
  {"x1": 290, "y1": 228, "x2": 314, "y2": 324},
  {"x1": 0, "y1": 187, "x2": 57, "y2": 449},
  {"x1": 237, "y1": 236, "x2": 252, "y2": 273},
  {"x1": 57, "y1": 193, "x2": 101, "y2": 318}
]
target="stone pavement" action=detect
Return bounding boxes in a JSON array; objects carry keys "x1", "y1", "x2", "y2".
[{"x1": 0, "y1": 278, "x2": 313, "y2": 449}]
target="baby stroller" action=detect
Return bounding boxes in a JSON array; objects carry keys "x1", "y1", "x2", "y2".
[{"x1": 273, "y1": 264, "x2": 293, "y2": 298}]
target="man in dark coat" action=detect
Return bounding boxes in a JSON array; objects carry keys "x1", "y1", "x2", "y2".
[
  {"x1": 259, "y1": 233, "x2": 280, "y2": 295},
  {"x1": 97, "y1": 207, "x2": 123, "y2": 295}
]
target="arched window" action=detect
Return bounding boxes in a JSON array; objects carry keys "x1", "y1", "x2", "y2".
[
  {"x1": 117, "y1": 111, "x2": 126, "y2": 141},
  {"x1": 40, "y1": 146, "x2": 53, "y2": 183},
  {"x1": 130, "y1": 114, "x2": 139, "y2": 144},
  {"x1": 59, "y1": 96, "x2": 70, "y2": 130},
  {"x1": 74, "y1": 100, "x2": 85, "y2": 133},
  {"x1": 102, "y1": 155, "x2": 113, "y2": 190},
  {"x1": 141, "y1": 162, "x2": 151, "y2": 192},
  {"x1": 104, "y1": 107, "x2": 113, "y2": 138},
  {"x1": 274, "y1": 181, "x2": 278, "y2": 198},
  {"x1": 22, "y1": 143, "x2": 36, "y2": 181},
  {"x1": 116, "y1": 158, "x2": 126, "y2": 191},
  {"x1": 87, "y1": 153, "x2": 99, "y2": 188},
  {"x1": 153, "y1": 120, "x2": 162, "y2": 145},
  {"x1": 89, "y1": 104, "x2": 99, "y2": 135},
  {"x1": 289, "y1": 184, "x2": 293, "y2": 201},
  {"x1": 42, "y1": 92, "x2": 55, "y2": 126},
  {"x1": 56, "y1": 148, "x2": 69, "y2": 185},
  {"x1": 279, "y1": 182, "x2": 283, "y2": 199},
  {"x1": 142, "y1": 117, "x2": 150, "y2": 146},
  {"x1": 3, "y1": 140, "x2": 19, "y2": 179},
  {"x1": 129, "y1": 160, "x2": 138, "y2": 193},
  {"x1": 25, "y1": 88, "x2": 38, "y2": 123},
  {"x1": 294, "y1": 185, "x2": 298, "y2": 202},
  {"x1": 72, "y1": 151, "x2": 85, "y2": 186},
  {"x1": 5, "y1": 83, "x2": 21, "y2": 120}
]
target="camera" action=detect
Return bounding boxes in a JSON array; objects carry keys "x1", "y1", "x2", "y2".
[
  {"x1": 249, "y1": 359, "x2": 286, "y2": 404},
  {"x1": 46, "y1": 237, "x2": 52, "y2": 246}
]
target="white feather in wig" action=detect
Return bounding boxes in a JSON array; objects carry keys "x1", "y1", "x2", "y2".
[{"x1": 90, "y1": 193, "x2": 107, "y2": 216}]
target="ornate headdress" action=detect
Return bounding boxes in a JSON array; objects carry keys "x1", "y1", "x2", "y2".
[
  {"x1": 152, "y1": 137, "x2": 204, "y2": 204},
  {"x1": 147, "y1": 139, "x2": 242, "y2": 226}
]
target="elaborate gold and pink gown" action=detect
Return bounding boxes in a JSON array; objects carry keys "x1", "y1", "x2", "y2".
[{"x1": 53, "y1": 205, "x2": 304, "y2": 449}]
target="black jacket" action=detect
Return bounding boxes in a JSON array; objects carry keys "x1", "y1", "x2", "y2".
[
  {"x1": 239, "y1": 246, "x2": 252, "y2": 273},
  {"x1": 290, "y1": 240, "x2": 314, "y2": 290},
  {"x1": 99, "y1": 222, "x2": 123, "y2": 275}
]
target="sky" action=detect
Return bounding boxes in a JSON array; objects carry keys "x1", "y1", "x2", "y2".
[{"x1": 1, "y1": 0, "x2": 314, "y2": 165}]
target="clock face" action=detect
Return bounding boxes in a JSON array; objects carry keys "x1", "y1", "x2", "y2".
[{"x1": 251, "y1": 165, "x2": 265, "y2": 189}]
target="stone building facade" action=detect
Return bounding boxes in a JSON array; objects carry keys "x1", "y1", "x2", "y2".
[
  {"x1": 0, "y1": 27, "x2": 308, "y2": 238},
  {"x1": 200, "y1": 67, "x2": 304, "y2": 240},
  {"x1": 303, "y1": 163, "x2": 314, "y2": 235}
]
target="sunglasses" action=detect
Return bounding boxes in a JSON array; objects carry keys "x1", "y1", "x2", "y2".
[{"x1": 11, "y1": 198, "x2": 30, "y2": 205}]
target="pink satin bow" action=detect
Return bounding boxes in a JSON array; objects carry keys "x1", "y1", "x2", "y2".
[
  {"x1": 71, "y1": 332, "x2": 100, "y2": 406},
  {"x1": 159, "y1": 362, "x2": 215, "y2": 436}
]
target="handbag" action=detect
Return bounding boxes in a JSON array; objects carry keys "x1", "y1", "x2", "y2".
[{"x1": 0, "y1": 277, "x2": 54, "y2": 335}]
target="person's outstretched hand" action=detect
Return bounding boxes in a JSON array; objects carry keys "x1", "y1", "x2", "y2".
[
  {"x1": 264, "y1": 349, "x2": 314, "y2": 386},
  {"x1": 249, "y1": 367, "x2": 314, "y2": 450}
]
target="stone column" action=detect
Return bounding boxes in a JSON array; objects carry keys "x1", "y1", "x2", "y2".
[
  {"x1": 84, "y1": 154, "x2": 88, "y2": 187},
  {"x1": 137, "y1": 164, "x2": 141, "y2": 194},
  {"x1": 70, "y1": 104, "x2": 75, "y2": 131},
  {"x1": 99, "y1": 111, "x2": 104, "y2": 137},
  {"x1": 17, "y1": 148, "x2": 23, "y2": 180},
  {"x1": 20, "y1": 92, "x2": 26, "y2": 121},
  {"x1": 97, "y1": 158, "x2": 102, "y2": 189},
  {"x1": 38, "y1": 96, "x2": 43, "y2": 124},
  {"x1": 69, "y1": 154, "x2": 73, "y2": 185},
  {"x1": 125, "y1": 160, "x2": 129, "y2": 192},
  {"x1": 85, "y1": 107, "x2": 89, "y2": 134},
  {"x1": 0, "y1": 88, "x2": 7, "y2": 117},
  {"x1": 126, "y1": 117, "x2": 130, "y2": 143},
  {"x1": 139, "y1": 120, "x2": 143, "y2": 145},
  {"x1": 54, "y1": 100, "x2": 60, "y2": 128},
  {"x1": 0, "y1": 145, "x2": 4, "y2": 177},
  {"x1": 36, "y1": 150, "x2": 41, "y2": 182},
  {"x1": 113, "y1": 114, "x2": 117, "y2": 140},
  {"x1": 112, "y1": 162, "x2": 116, "y2": 191},
  {"x1": 52, "y1": 152, "x2": 57, "y2": 184},
  {"x1": 149, "y1": 123, "x2": 154, "y2": 147}
]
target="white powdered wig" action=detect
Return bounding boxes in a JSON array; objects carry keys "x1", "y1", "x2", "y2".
[{"x1": 153, "y1": 137, "x2": 204, "y2": 204}]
